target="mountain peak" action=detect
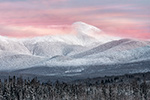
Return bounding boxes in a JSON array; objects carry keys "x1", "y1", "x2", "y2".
[{"x1": 72, "y1": 21, "x2": 101, "y2": 35}]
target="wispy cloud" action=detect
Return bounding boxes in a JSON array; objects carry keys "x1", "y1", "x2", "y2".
[
  {"x1": 0, "y1": 24, "x2": 71, "y2": 38},
  {"x1": 0, "y1": 0, "x2": 149, "y2": 39}
]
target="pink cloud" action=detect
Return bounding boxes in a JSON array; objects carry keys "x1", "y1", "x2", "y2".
[
  {"x1": 31, "y1": 0, "x2": 69, "y2": 5},
  {"x1": 0, "y1": 24, "x2": 72, "y2": 38},
  {"x1": 103, "y1": 24, "x2": 150, "y2": 39},
  {"x1": 0, "y1": 1, "x2": 149, "y2": 39}
]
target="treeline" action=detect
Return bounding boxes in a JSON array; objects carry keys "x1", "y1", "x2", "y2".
[
  {"x1": 75, "y1": 72, "x2": 150, "y2": 85},
  {"x1": 0, "y1": 73, "x2": 150, "y2": 100}
]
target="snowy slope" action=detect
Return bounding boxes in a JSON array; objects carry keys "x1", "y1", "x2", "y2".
[
  {"x1": 0, "y1": 53, "x2": 47, "y2": 70},
  {"x1": 76, "y1": 39, "x2": 150, "y2": 64},
  {"x1": 41, "y1": 39, "x2": 150, "y2": 67},
  {"x1": 24, "y1": 41, "x2": 87, "y2": 57},
  {"x1": 0, "y1": 36, "x2": 30, "y2": 55}
]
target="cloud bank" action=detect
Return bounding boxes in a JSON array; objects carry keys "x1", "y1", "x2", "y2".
[{"x1": 0, "y1": 0, "x2": 149, "y2": 39}]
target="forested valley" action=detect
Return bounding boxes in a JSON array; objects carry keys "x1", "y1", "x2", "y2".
[{"x1": 0, "y1": 72, "x2": 150, "y2": 100}]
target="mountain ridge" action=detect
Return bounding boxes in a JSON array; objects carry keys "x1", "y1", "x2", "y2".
[{"x1": 0, "y1": 22, "x2": 150, "y2": 81}]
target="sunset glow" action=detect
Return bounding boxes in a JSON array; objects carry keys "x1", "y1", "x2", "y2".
[{"x1": 0, "y1": 0, "x2": 150, "y2": 39}]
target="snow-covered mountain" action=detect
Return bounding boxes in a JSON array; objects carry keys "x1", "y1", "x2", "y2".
[{"x1": 0, "y1": 22, "x2": 150, "y2": 81}]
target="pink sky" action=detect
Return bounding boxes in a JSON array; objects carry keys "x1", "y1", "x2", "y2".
[{"x1": 0, "y1": 0, "x2": 150, "y2": 39}]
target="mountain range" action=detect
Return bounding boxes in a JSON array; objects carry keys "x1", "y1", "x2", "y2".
[{"x1": 0, "y1": 22, "x2": 150, "y2": 82}]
